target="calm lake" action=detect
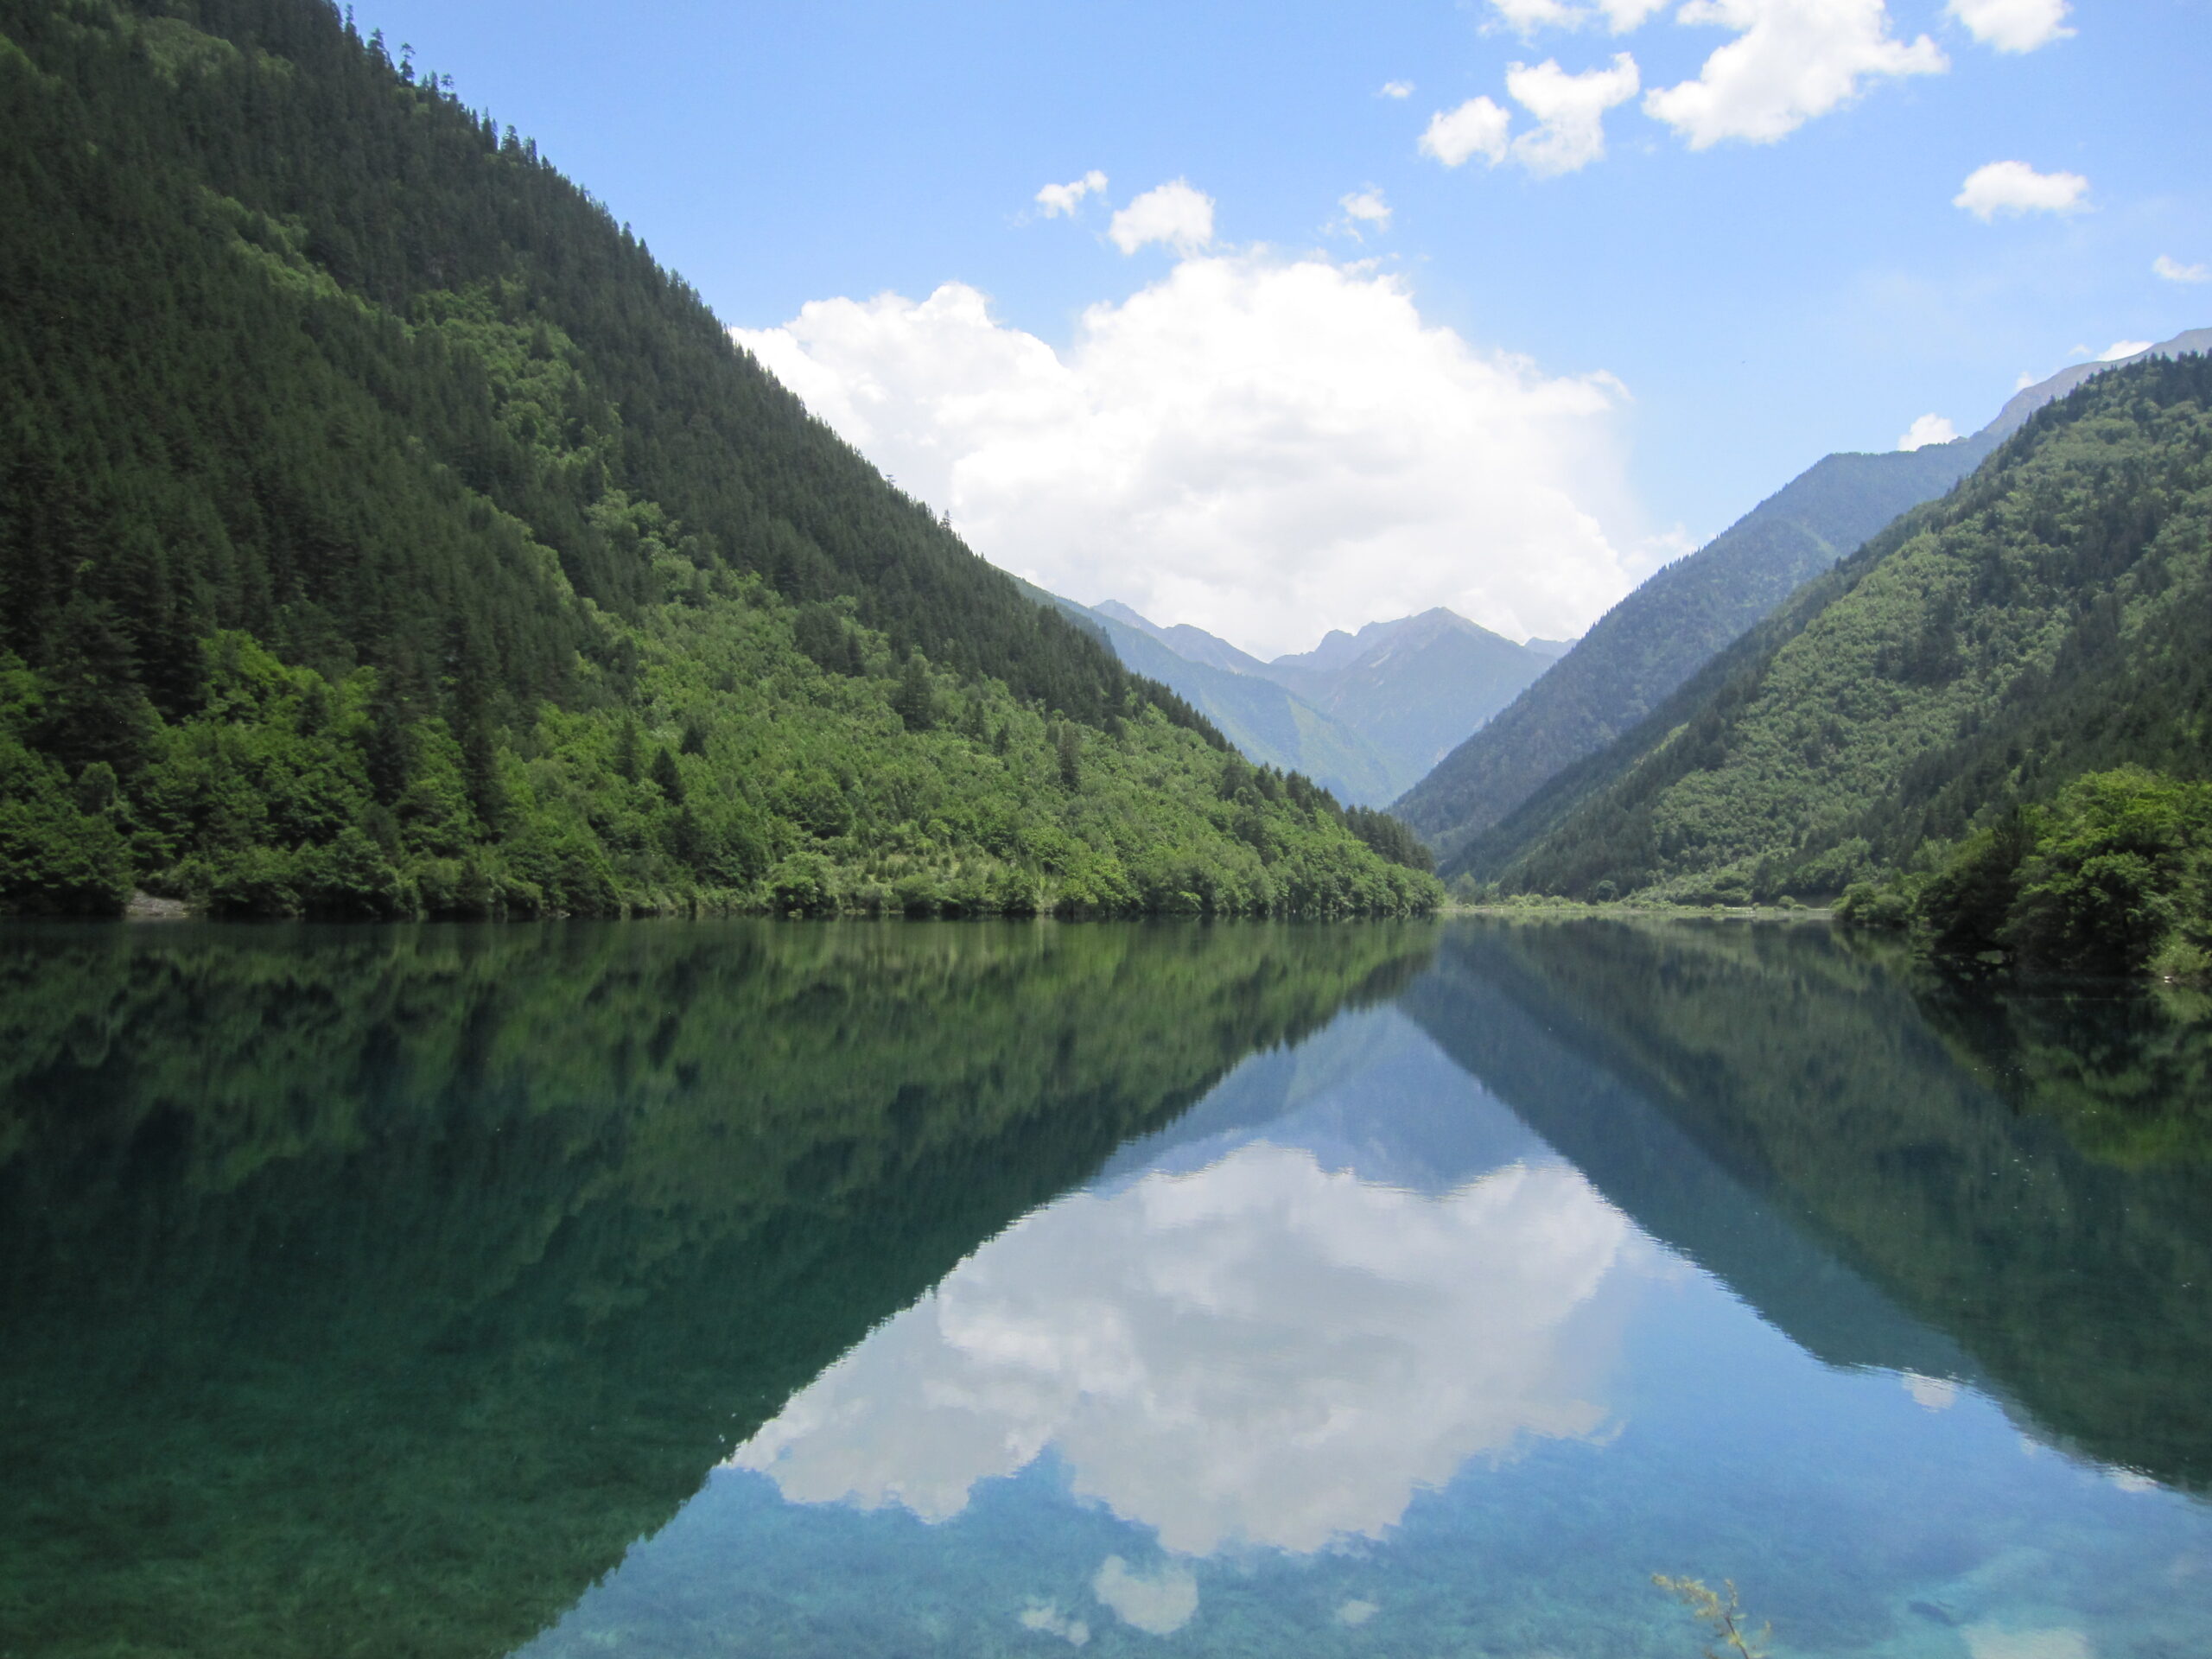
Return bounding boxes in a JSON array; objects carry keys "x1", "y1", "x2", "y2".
[{"x1": 2, "y1": 918, "x2": 2208, "y2": 1658}]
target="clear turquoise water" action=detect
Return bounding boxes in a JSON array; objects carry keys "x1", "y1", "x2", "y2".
[{"x1": 2, "y1": 918, "x2": 2207, "y2": 1657}]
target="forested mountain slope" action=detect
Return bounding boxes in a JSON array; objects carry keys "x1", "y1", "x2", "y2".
[
  {"x1": 1395, "y1": 435, "x2": 2000, "y2": 856},
  {"x1": 1399, "y1": 329, "x2": 2212, "y2": 861},
  {"x1": 0, "y1": 0, "x2": 1436, "y2": 918},
  {"x1": 1467, "y1": 355, "x2": 2212, "y2": 906}
]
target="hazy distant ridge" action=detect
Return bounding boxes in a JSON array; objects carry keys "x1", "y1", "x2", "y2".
[{"x1": 1060, "y1": 600, "x2": 1556, "y2": 805}]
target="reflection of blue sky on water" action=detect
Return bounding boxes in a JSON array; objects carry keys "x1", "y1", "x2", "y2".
[{"x1": 520, "y1": 1007, "x2": 2212, "y2": 1659}]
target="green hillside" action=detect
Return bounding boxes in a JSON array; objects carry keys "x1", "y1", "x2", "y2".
[
  {"x1": 0, "y1": 0, "x2": 1437, "y2": 919},
  {"x1": 1466, "y1": 356, "x2": 2212, "y2": 943},
  {"x1": 1397, "y1": 435, "x2": 1999, "y2": 857}
]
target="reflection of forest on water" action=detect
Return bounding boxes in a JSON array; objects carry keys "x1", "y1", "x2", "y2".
[
  {"x1": 0, "y1": 921, "x2": 1431, "y2": 1658},
  {"x1": 1, "y1": 916, "x2": 2207, "y2": 1658},
  {"x1": 1407, "y1": 918, "x2": 2212, "y2": 1494}
]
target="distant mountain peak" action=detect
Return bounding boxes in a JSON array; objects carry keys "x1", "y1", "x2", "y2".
[
  {"x1": 1270, "y1": 608, "x2": 1495, "y2": 677},
  {"x1": 1980, "y1": 326, "x2": 2212, "y2": 442},
  {"x1": 1091, "y1": 598, "x2": 1161, "y2": 633},
  {"x1": 1063, "y1": 596, "x2": 1560, "y2": 804}
]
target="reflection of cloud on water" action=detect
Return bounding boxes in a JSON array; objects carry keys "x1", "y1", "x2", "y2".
[
  {"x1": 1092, "y1": 1556, "x2": 1198, "y2": 1636},
  {"x1": 1964, "y1": 1625, "x2": 2094, "y2": 1659},
  {"x1": 1018, "y1": 1600, "x2": 1090, "y2": 1646},
  {"x1": 1903, "y1": 1372, "x2": 1960, "y2": 1411},
  {"x1": 732, "y1": 1143, "x2": 1647, "y2": 1555}
]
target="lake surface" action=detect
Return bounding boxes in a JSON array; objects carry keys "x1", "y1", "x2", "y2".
[{"x1": 2, "y1": 918, "x2": 2208, "y2": 1659}]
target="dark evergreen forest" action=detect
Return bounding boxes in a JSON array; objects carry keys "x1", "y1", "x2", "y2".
[{"x1": 0, "y1": 0, "x2": 1439, "y2": 918}]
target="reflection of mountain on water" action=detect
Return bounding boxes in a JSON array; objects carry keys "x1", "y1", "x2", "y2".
[
  {"x1": 724, "y1": 995, "x2": 1647, "y2": 1563},
  {"x1": 1403, "y1": 918, "x2": 2212, "y2": 1494},
  {"x1": 1091, "y1": 1002, "x2": 1551, "y2": 1194},
  {"x1": 0, "y1": 920, "x2": 1431, "y2": 1659}
]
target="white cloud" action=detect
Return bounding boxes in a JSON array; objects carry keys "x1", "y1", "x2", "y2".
[
  {"x1": 1108, "y1": 180, "x2": 1215, "y2": 256},
  {"x1": 1036, "y1": 170, "x2": 1109, "y2": 219},
  {"x1": 731, "y1": 259, "x2": 1640, "y2": 657},
  {"x1": 2154, "y1": 254, "x2": 2211, "y2": 284},
  {"x1": 1337, "y1": 187, "x2": 1393, "y2": 237},
  {"x1": 1420, "y1": 96, "x2": 1513, "y2": 168},
  {"x1": 1380, "y1": 79, "x2": 1414, "y2": 99},
  {"x1": 1645, "y1": 0, "x2": 1948, "y2": 148},
  {"x1": 1508, "y1": 54, "x2": 1642, "y2": 175},
  {"x1": 1489, "y1": 0, "x2": 1664, "y2": 30},
  {"x1": 1896, "y1": 413, "x2": 1957, "y2": 450},
  {"x1": 1952, "y1": 159, "x2": 2089, "y2": 220},
  {"x1": 728, "y1": 1147, "x2": 1644, "y2": 1556},
  {"x1": 1947, "y1": 0, "x2": 2072, "y2": 53},
  {"x1": 2098, "y1": 339, "x2": 2152, "y2": 361},
  {"x1": 1492, "y1": 0, "x2": 1583, "y2": 28},
  {"x1": 1091, "y1": 1558, "x2": 1198, "y2": 1636},
  {"x1": 1336, "y1": 1600, "x2": 1380, "y2": 1627}
]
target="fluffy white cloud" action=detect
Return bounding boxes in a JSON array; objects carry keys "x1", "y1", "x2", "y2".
[
  {"x1": 728, "y1": 1147, "x2": 1643, "y2": 1556},
  {"x1": 2154, "y1": 254, "x2": 2210, "y2": 284},
  {"x1": 1036, "y1": 170, "x2": 1109, "y2": 218},
  {"x1": 731, "y1": 258, "x2": 1639, "y2": 657},
  {"x1": 1952, "y1": 159, "x2": 2089, "y2": 220},
  {"x1": 1896, "y1": 413, "x2": 1957, "y2": 450},
  {"x1": 1491, "y1": 0, "x2": 1582, "y2": 28},
  {"x1": 1947, "y1": 0, "x2": 2072, "y2": 53},
  {"x1": 1420, "y1": 96, "x2": 1513, "y2": 168},
  {"x1": 1490, "y1": 0, "x2": 1665, "y2": 30},
  {"x1": 1645, "y1": 0, "x2": 1947, "y2": 148},
  {"x1": 1380, "y1": 79, "x2": 1414, "y2": 99},
  {"x1": 1508, "y1": 54, "x2": 1643, "y2": 175},
  {"x1": 1108, "y1": 180, "x2": 1215, "y2": 256},
  {"x1": 1338, "y1": 187, "x2": 1393, "y2": 235},
  {"x1": 2097, "y1": 339, "x2": 2152, "y2": 361}
]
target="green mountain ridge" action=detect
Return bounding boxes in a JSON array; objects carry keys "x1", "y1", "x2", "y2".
[
  {"x1": 1463, "y1": 354, "x2": 2212, "y2": 907},
  {"x1": 1396, "y1": 435, "x2": 2002, "y2": 857},
  {"x1": 0, "y1": 0, "x2": 1437, "y2": 919},
  {"x1": 1400, "y1": 329, "x2": 2212, "y2": 865}
]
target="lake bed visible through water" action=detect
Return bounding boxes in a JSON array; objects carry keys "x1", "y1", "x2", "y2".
[{"x1": 2, "y1": 918, "x2": 2206, "y2": 1658}]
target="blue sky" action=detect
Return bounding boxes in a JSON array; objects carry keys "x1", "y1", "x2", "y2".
[{"x1": 359, "y1": 0, "x2": 2211, "y2": 657}]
